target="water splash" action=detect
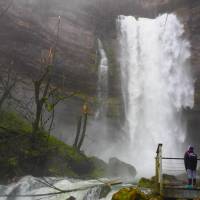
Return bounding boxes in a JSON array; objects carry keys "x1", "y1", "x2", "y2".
[
  {"x1": 117, "y1": 14, "x2": 194, "y2": 176},
  {"x1": 0, "y1": 176, "x2": 113, "y2": 200}
]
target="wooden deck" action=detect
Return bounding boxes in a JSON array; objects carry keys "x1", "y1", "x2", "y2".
[{"x1": 163, "y1": 185, "x2": 200, "y2": 199}]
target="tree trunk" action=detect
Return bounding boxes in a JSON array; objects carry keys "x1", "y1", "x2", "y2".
[
  {"x1": 77, "y1": 113, "x2": 88, "y2": 150},
  {"x1": 32, "y1": 102, "x2": 43, "y2": 133},
  {"x1": 73, "y1": 115, "x2": 82, "y2": 148}
]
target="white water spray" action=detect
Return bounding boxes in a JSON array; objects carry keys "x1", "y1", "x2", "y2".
[
  {"x1": 117, "y1": 14, "x2": 194, "y2": 176},
  {"x1": 0, "y1": 176, "x2": 114, "y2": 200}
]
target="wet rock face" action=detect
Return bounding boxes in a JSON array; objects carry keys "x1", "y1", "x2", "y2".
[
  {"x1": 1, "y1": 0, "x2": 197, "y2": 97},
  {"x1": 1, "y1": 1, "x2": 200, "y2": 124},
  {"x1": 0, "y1": 0, "x2": 97, "y2": 95},
  {"x1": 174, "y1": 1, "x2": 200, "y2": 146},
  {"x1": 107, "y1": 157, "x2": 137, "y2": 181},
  {"x1": 188, "y1": 2, "x2": 200, "y2": 75},
  {"x1": 176, "y1": 1, "x2": 200, "y2": 108},
  {"x1": 176, "y1": 1, "x2": 200, "y2": 76}
]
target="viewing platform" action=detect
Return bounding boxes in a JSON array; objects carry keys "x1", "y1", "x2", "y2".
[
  {"x1": 155, "y1": 144, "x2": 200, "y2": 199},
  {"x1": 163, "y1": 185, "x2": 200, "y2": 199}
]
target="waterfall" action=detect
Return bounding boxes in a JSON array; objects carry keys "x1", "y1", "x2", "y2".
[
  {"x1": 117, "y1": 14, "x2": 194, "y2": 176},
  {"x1": 95, "y1": 39, "x2": 109, "y2": 119},
  {"x1": 84, "y1": 39, "x2": 110, "y2": 160}
]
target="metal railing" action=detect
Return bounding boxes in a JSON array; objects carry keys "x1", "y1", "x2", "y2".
[{"x1": 155, "y1": 144, "x2": 200, "y2": 195}]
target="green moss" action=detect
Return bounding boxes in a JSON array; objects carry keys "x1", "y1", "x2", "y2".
[
  {"x1": 48, "y1": 167, "x2": 61, "y2": 176},
  {"x1": 7, "y1": 157, "x2": 18, "y2": 167},
  {"x1": 112, "y1": 187, "x2": 162, "y2": 200},
  {"x1": 0, "y1": 111, "x2": 32, "y2": 133},
  {"x1": 138, "y1": 177, "x2": 156, "y2": 189},
  {"x1": 88, "y1": 157, "x2": 107, "y2": 178},
  {"x1": 0, "y1": 111, "x2": 108, "y2": 182},
  {"x1": 112, "y1": 188, "x2": 148, "y2": 200}
]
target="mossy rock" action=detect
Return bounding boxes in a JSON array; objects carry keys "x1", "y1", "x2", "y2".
[
  {"x1": 138, "y1": 177, "x2": 156, "y2": 189},
  {"x1": 138, "y1": 175, "x2": 177, "y2": 189},
  {"x1": 112, "y1": 188, "x2": 148, "y2": 200},
  {"x1": 88, "y1": 157, "x2": 107, "y2": 178},
  {"x1": 100, "y1": 185, "x2": 112, "y2": 198},
  {"x1": 0, "y1": 111, "x2": 32, "y2": 133},
  {"x1": 112, "y1": 188, "x2": 162, "y2": 200}
]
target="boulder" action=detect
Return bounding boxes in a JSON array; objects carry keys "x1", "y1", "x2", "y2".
[
  {"x1": 112, "y1": 188, "x2": 146, "y2": 200},
  {"x1": 99, "y1": 185, "x2": 112, "y2": 198},
  {"x1": 66, "y1": 196, "x2": 76, "y2": 200},
  {"x1": 112, "y1": 187, "x2": 162, "y2": 200},
  {"x1": 138, "y1": 177, "x2": 156, "y2": 189},
  {"x1": 107, "y1": 157, "x2": 137, "y2": 181}
]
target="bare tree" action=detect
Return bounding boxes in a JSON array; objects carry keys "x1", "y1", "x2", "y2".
[
  {"x1": 32, "y1": 49, "x2": 75, "y2": 134},
  {"x1": 32, "y1": 16, "x2": 61, "y2": 134},
  {"x1": 73, "y1": 101, "x2": 89, "y2": 150},
  {"x1": 41, "y1": 87, "x2": 75, "y2": 134},
  {"x1": 32, "y1": 48, "x2": 53, "y2": 134}
]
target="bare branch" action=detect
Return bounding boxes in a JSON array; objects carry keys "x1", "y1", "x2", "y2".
[{"x1": 0, "y1": 0, "x2": 13, "y2": 18}]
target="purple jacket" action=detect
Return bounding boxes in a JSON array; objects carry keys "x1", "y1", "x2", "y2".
[{"x1": 184, "y1": 150, "x2": 197, "y2": 170}]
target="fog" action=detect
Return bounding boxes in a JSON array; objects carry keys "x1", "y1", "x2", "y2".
[{"x1": 0, "y1": 0, "x2": 196, "y2": 178}]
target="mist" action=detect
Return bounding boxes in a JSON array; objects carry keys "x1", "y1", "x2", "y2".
[{"x1": 0, "y1": 0, "x2": 197, "y2": 186}]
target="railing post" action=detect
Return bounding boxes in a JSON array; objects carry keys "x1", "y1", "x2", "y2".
[
  {"x1": 155, "y1": 143, "x2": 163, "y2": 195},
  {"x1": 159, "y1": 144, "x2": 163, "y2": 195}
]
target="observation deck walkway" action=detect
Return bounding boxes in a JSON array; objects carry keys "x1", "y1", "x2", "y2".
[{"x1": 155, "y1": 144, "x2": 200, "y2": 199}]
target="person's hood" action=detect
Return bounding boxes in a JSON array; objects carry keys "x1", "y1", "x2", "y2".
[{"x1": 188, "y1": 145, "x2": 194, "y2": 153}]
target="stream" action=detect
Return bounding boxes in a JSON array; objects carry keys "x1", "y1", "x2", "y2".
[{"x1": 0, "y1": 176, "x2": 136, "y2": 200}]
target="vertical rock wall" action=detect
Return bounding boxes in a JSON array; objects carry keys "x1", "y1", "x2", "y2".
[
  {"x1": 175, "y1": 0, "x2": 200, "y2": 145},
  {"x1": 176, "y1": 1, "x2": 200, "y2": 108}
]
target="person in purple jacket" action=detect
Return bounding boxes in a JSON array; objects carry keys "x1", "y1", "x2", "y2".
[{"x1": 184, "y1": 146, "x2": 198, "y2": 187}]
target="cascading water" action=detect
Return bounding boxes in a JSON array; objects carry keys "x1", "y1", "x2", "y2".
[
  {"x1": 117, "y1": 14, "x2": 194, "y2": 176},
  {"x1": 85, "y1": 39, "x2": 110, "y2": 159},
  {"x1": 0, "y1": 176, "x2": 114, "y2": 200},
  {"x1": 95, "y1": 39, "x2": 109, "y2": 119}
]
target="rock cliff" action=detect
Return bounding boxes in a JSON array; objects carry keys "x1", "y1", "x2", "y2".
[
  {"x1": 175, "y1": 0, "x2": 200, "y2": 145},
  {"x1": 0, "y1": 0, "x2": 199, "y2": 144},
  {"x1": 1, "y1": 0, "x2": 198, "y2": 97}
]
